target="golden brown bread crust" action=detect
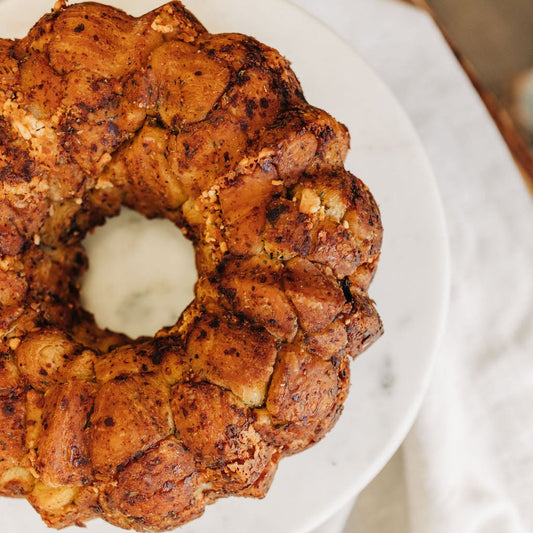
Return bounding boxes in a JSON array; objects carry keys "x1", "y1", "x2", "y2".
[{"x1": 0, "y1": 1, "x2": 383, "y2": 530}]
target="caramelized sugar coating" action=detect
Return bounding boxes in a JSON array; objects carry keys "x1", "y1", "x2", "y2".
[{"x1": 0, "y1": 1, "x2": 383, "y2": 530}]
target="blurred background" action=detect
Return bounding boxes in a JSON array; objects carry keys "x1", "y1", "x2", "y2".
[{"x1": 404, "y1": 0, "x2": 533, "y2": 190}]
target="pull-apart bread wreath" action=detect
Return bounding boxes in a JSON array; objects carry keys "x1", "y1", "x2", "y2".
[{"x1": 0, "y1": 1, "x2": 383, "y2": 530}]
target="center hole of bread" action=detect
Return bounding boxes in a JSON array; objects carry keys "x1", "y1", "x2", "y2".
[{"x1": 80, "y1": 208, "x2": 197, "y2": 339}]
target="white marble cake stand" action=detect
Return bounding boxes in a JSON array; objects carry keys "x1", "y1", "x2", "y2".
[{"x1": 0, "y1": 0, "x2": 449, "y2": 532}]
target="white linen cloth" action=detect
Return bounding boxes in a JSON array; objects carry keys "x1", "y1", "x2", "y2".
[{"x1": 285, "y1": 1, "x2": 533, "y2": 532}]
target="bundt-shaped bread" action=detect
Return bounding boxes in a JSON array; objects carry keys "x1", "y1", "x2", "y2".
[{"x1": 0, "y1": 1, "x2": 383, "y2": 530}]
